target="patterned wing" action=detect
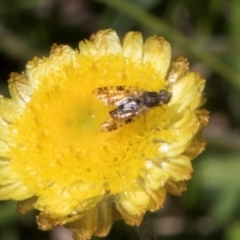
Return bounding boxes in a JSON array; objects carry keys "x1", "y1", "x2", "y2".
[
  {"x1": 101, "y1": 104, "x2": 149, "y2": 131},
  {"x1": 100, "y1": 118, "x2": 126, "y2": 132},
  {"x1": 93, "y1": 86, "x2": 145, "y2": 106}
]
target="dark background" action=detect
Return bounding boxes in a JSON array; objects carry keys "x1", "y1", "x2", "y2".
[{"x1": 0, "y1": 0, "x2": 240, "y2": 240}]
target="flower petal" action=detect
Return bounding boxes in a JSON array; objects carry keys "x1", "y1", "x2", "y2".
[
  {"x1": 8, "y1": 73, "x2": 33, "y2": 105},
  {"x1": 122, "y1": 32, "x2": 143, "y2": 61},
  {"x1": 161, "y1": 155, "x2": 193, "y2": 181},
  {"x1": 145, "y1": 187, "x2": 166, "y2": 211},
  {"x1": 170, "y1": 72, "x2": 205, "y2": 111},
  {"x1": 143, "y1": 36, "x2": 171, "y2": 79},
  {"x1": 142, "y1": 160, "x2": 169, "y2": 191},
  {"x1": 91, "y1": 29, "x2": 122, "y2": 55},
  {"x1": 0, "y1": 97, "x2": 22, "y2": 122},
  {"x1": 117, "y1": 184, "x2": 150, "y2": 216},
  {"x1": 79, "y1": 40, "x2": 97, "y2": 56},
  {"x1": 167, "y1": 55, "x2": 189, "y2": 84},
  {"x1": 0, "y1": 182, "x2": 32, "y2": 200}
]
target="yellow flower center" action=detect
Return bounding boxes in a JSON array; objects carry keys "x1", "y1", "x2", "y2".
[{"x1": 8, "y1": 54, "x2": 171, "y2": 195}]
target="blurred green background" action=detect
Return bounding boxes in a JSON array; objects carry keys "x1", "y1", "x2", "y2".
[{"x1": 1, "y1": 0, "x2": 240, "y2": 240}]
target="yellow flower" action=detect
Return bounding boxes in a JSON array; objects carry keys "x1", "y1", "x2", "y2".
[{"x1": 0, "y1": 29, "x2": 208, "y2": 240}]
